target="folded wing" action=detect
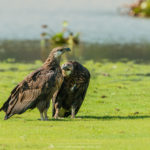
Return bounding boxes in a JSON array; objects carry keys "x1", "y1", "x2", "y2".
[{"x1": 1, "y1": 68, "x2": 56, "y2": 119}]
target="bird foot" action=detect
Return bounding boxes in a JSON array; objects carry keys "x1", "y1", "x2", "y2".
[
  {"x1": 54, "y1": 116, "x2": 58, "y2": 119},
  {"x1": 54, "y1": 115, "x2": 63, "y2": 119},
  {"x1": 71, "y1": 116, "x2": 75, "y2": 119},
  {"x1": 44, "y1": 117, "x2": 49, "y2": 121},
  {"x1": 76, "y1": 117, "x2": 82, "y2": 119},
  {"x1": 53, "y1": 113, "x2": 58, "y2": 119}
]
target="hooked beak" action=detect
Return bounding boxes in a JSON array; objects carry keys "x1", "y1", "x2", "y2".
[
  {"x1": 61, "y1": 64, "x2": 69, "y2": 71},
  {"x1": 64, "y1": 47, "x2": 71, "y2": 52}
]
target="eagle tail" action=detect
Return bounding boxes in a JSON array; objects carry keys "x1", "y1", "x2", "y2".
[
  {"x1": 52, "y1": 105, "x2": 55, "y2": 117},
  {"x1": 4, "y1": 112, "x2": 13, "y2": 120},
  {"x1": 0, "y1": 104, "x2": 5, "y2": 112},
  {"x1": 0, "y1": 102, "x2": 9, "y2": 113},
  {"x1": 4, "y1": 115, "x2": 8, "y2": 120},
  {"x1": 0, "y1": 106, "x2": 10, "y2": 120},
  {"x1": 52, "y1": 97, "x2": 56, "y2": 117},
  {"x1": 0, "y1": 107, "x2": 2, "y2": 112}
]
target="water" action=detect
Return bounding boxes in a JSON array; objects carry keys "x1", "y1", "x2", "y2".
[
  {"x1": 1, "y1": 40, "x2": 150, "y2": 63},
  {"x1": 0, "y1": 0, "x2": 150, "y2": 43},
  {"x1": 1, "y1": 0, "x2": 150, "y2": 62}
]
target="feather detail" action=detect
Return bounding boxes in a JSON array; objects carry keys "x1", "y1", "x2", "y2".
[
  {"x1": 53, "y1": 61, "x2": 90, "y2": 118},
  {"x1": 0, "y1": 47, "x2": 69, "y2": 120}
]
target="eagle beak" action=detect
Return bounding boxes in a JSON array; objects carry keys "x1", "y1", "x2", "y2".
[
  {"x1": 64, "y1": 47, "x2": 71, "y2": 52},
  {"x1": 62, "y1": 64, "x2": 68, "y2": 70}
]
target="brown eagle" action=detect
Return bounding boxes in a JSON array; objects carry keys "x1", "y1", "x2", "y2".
[
  {"x1": 52, "y1": 61, "x2": 90, "y2": 119},
  {"x1": 0, "y1": 47, "x2": 71, "y2": 120}
]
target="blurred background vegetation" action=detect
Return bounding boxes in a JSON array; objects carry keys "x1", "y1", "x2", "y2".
[{"x1": 127, "y1": 0, "x2": 150, "y2": 17}]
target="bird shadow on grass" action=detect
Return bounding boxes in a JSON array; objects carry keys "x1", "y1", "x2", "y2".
[
  {"x1": 24, "y1": 118, "x2": 71, "y2": 122},
  {"x1": 119, "y1": 73, "x2": 150, "y2": 77},
  {"x1": 77, "y1": 115, "x2": 150, "y2": 120},
  {"x1": 6, "y1": 115, "x2": 150, "y2": 122}
]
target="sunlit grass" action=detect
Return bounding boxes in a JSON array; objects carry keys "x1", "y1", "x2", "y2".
[{"x1": 1, "y1": 60, "x2": 150, "y2": 149}]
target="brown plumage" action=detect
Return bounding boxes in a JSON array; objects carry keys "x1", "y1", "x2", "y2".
[
  {"x1": 52, "y1": 61, "x2": 90, "y2": 119},
  {"x1": 0, "y1": 47, "x2": 71, "y2": 120}
]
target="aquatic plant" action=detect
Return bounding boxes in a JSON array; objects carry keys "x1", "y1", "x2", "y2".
[
  {"x1": 40, "y1": 21, "x2": 80, "y2": 45},
  {"x1": 128, "y1": 0, "x2": 150, "y2": 17}
]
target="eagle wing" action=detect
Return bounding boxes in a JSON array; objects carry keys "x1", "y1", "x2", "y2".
[
  {"x1": 1, "y1": 68, "x2": 56, "y2": 118},
  {"x1": 64, "y1": 72, "x2": 90, "y2": 117},
  {"x1": 74, "y1": 82, "x2": 89, "y2": 115}
]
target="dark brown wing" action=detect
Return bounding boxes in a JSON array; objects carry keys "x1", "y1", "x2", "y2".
[
  {"x1": 0, "y1": 68, "x2": 42, "y2": 113},
  {"x1": 71, "y1": 62, "x2": 90, "y2": 115},
  {"x1": 63, "y1": 80, "x2": 90, "y2": 117},
  {"x1": 74, "y1": 82, "x2": 89, "y2": 115},
  {"x1": 0, "y1": 84, "x2": 19, "y2": 112},
  {"x1": 1, "y1": 68, "x2": 56, "y2": 119}
]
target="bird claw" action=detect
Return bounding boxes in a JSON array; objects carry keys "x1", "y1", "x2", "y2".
[
  {"x1": 71, "y1": 116, "x2": 75, "y2": 119},
  {"x1": 54, "y1": 116, "x2": 58, "y2": 119},
  {"x1": 45, "y1": 117, "x2": 49, "y2": 121},
  {"x1": 54, "y1": 115, "x2": 63, "y2": 119}
]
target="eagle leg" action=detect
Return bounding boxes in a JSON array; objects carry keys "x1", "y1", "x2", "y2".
[
  {"x1": 4, "y1": 115, "x2": 8, "y2": 120},
  {"x1": 54, "y1": 108, "x2": 59, "y2": 119},
  {"x1": 40, "y1": 113, "x2": 44, "y2": 121},
  {"x1": 53, "y1": 92, "x2": 62, "y2": 119},
  {"x1": 71, "y1": 106, "x2": 75, "y2": 119},
  {"x1": 44, "y1": 109, "x2": 49, "y2": 120},
  {"x1": 53, "y1": 102, "x2": 60, "y2": 119}
]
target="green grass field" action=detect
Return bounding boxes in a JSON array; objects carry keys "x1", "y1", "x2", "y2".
[{"x1": 1, "y1": 60, "x2": 150, "y2": 150}]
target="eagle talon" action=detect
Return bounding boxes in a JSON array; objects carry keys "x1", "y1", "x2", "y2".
[
  {"x1": 71, "y1": 116, "x2": 75, "y2": 119},
  {"x1": 45, "y1": 117, "x2": 49, "y2": 121},
  {"x1": 54, "y1": 115, "x2": 63, "y2": 119},
  {"x1": 54, "y1": 115, "x2": 58, "y2": 119}
]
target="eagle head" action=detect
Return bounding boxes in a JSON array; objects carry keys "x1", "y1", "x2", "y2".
[
  {"x1": 52, "y1": 47, "x2": 71, "y2": 58},
  {"x1": 44, "y1": 47, "x2": 71, "y2": 66},
  {"x1": 61, "y1": 62, "x2": 74, "y2": 76}
]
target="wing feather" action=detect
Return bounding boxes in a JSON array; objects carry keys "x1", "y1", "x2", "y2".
[{"x1": 3, "y1": 68, "x2": 56, "y2": 117}]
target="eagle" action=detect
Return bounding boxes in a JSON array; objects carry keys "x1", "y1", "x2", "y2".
[
  {"x1": 0, "y1": 47, "x2": 71, "y2": 120},
  {"x1": 52, "y1": 61, "x2": 90, "y2": 119}
]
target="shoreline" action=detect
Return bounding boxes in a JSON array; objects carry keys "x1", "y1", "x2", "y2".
[{"x1": 0, "y1": 40, "x2": 150, "y2": 63}]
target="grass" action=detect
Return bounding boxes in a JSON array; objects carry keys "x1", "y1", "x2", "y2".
[{"x1": 1, "y1": 60, "x2": 150, "y2": 149}]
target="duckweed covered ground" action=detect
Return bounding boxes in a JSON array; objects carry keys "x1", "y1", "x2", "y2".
[{"x1": 1, "y1": 60, "x2": 150, "y2": 149}]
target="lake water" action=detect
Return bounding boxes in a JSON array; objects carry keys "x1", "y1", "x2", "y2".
[
  {"x1": 0, "y1": 0, "x2": 150, "y2": 43},
  {"x1": 1, "y1": 0, "x2": 150, "y2": 62},
  {"x1": 1, "y1": 40, "x2": 150, "y2": 63}
]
